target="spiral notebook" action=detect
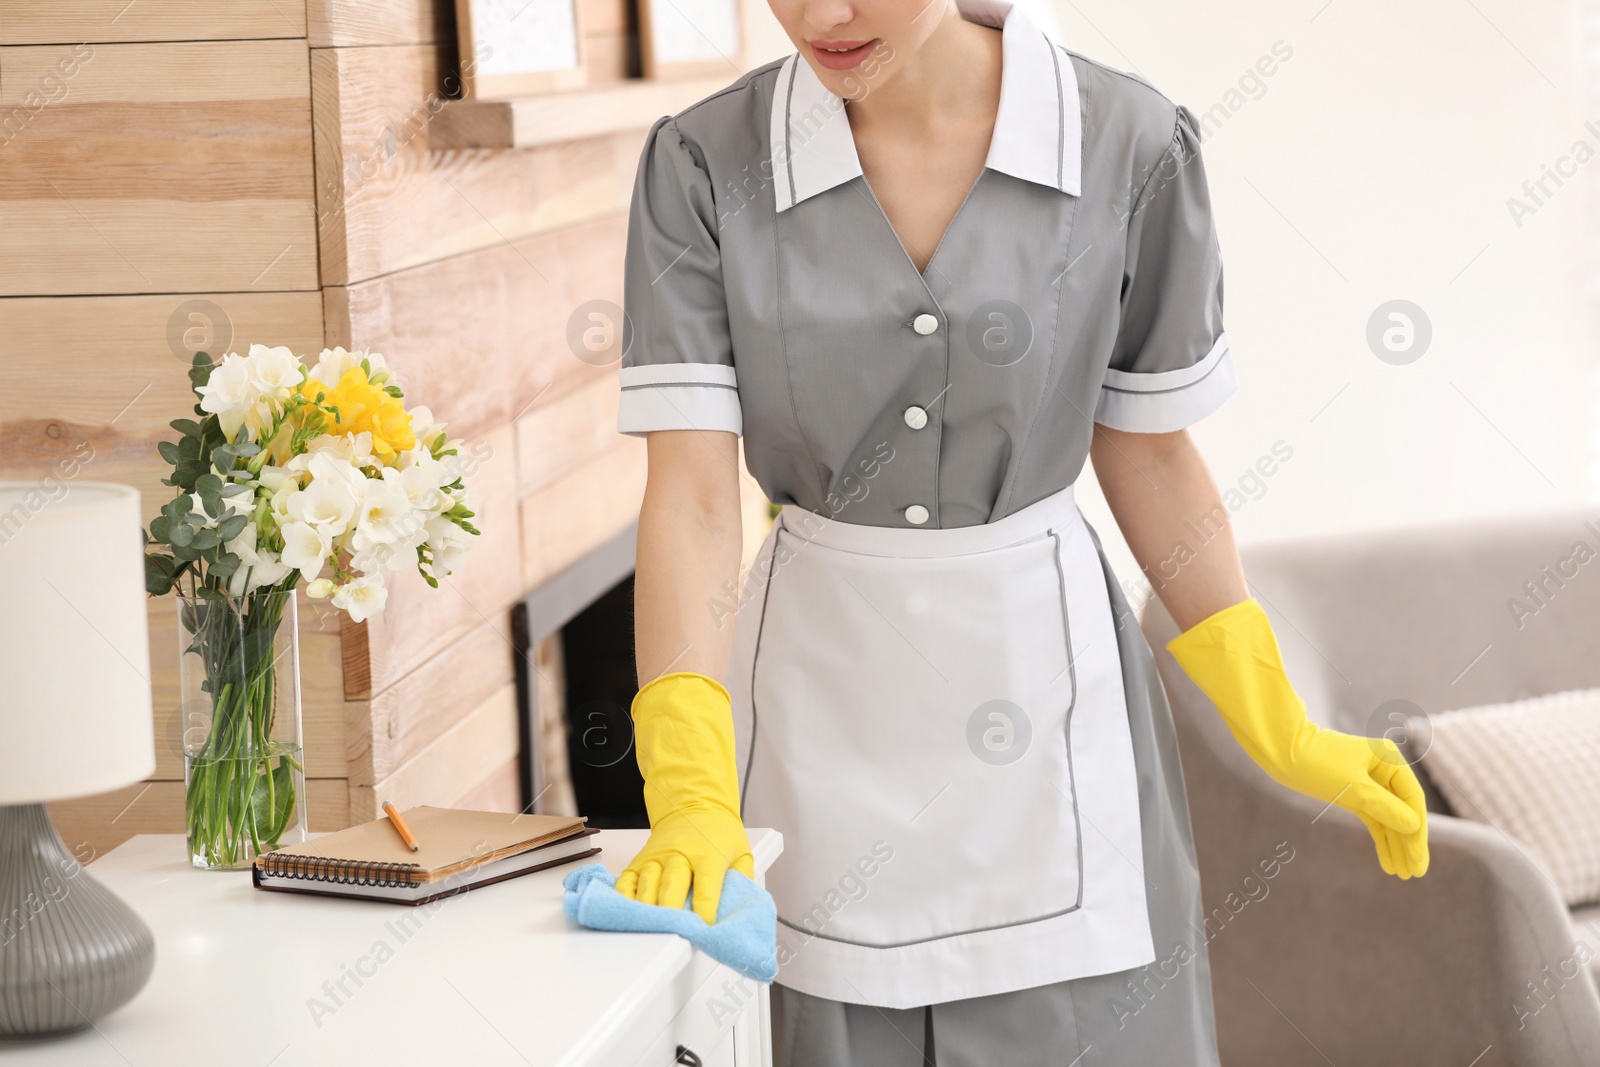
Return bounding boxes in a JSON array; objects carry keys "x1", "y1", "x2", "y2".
[{"x1": 251, "y1": 806, "x2": 598, "y2": 905}]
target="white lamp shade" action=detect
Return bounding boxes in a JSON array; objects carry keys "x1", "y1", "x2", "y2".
[{"x1": 0, "y1": 482, "x2": 155, "y2": 803}]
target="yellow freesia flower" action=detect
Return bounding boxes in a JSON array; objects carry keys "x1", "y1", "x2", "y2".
[{"x1": 300, "y1": 366, "x2": 415, "y2": 460}]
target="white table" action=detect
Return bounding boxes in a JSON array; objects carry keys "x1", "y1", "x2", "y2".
[{"x1": 0, "y1": 828, "x2": 782, "y2": 1067}]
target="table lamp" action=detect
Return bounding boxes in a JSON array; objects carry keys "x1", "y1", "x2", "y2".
[{"x1": 0, "y1": 482, "x2": 157, "y2": 1036}]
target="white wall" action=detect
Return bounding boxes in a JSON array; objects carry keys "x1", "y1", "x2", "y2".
[
  {"x1": 1048, "y1": 0, "x2": 1600, "y2": 593},
  {"x1": 739, "y1": 0, "x2": 1600, "y2": 596}
]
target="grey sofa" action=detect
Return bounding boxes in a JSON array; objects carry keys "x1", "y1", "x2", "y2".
[{"x1": 1141, "y1": 508, "x2": 1600, "y2": 1066}]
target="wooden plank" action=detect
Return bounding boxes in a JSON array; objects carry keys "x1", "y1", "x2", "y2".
[
  {"x1": 534, "y1": 632, "x2": 579, "y2": 817},
  {"x1": 47, "y1": 778, "x2": 352, "y2": 861},
  {"x1": 328, "y1": 214, "x2": 626, "y2": 441},
  {"x1": 453, "y1": 756, "x2": 522, "y2": 813},
  {"x1": 349, "y1": 619, "x2": 516, "y2": 786},
  {"x1": 0, "y1": 2, "x2": 306, "y2": 45},
  {"x1": 0, "y1": 290, "x2": 328, "y2": 614},
  {"x1": 307, "y1": 0, "x2": 620, "y2": 46},
  {"x1": 429, "y1": 77, "x2": 725, "y2": 149},
  {"x1": 582, "y1": 0, "x2": 628, "y2": 38},
  {"x1": 352, "y1": 684, "x2": 519, "y2": 820},
  {"x1": 520, "y1": 435, "x2": 647, "y2": 589},
  {"x1": 583, "y1": 33, "x2": 631, "y2": 86},
  {"x1": 345, "y1": 422, "x2": 524, "y2": 695},
  {"x1": 0, "y1": 292, "x2": 325, "y2": 514},
  {"x1": 307, "y1": 0, "x2": 450, "y2": 47},
  {"x1": 0, "y1": 41, "x2": 318, "y2": 295},
  {"x1": 311, "y1": 43, "x2": 642, "y2": 284},
  {"x1": 514, "y1": 372, "x2": 622, "y2": 497}
]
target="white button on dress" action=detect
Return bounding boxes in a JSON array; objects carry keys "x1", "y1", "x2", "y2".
[
  {"x1": 904, "y1": 504, "x2": 930, "y2": 525},
  {"x1": 903, "y1": 405, "x2": 928, "y2": 429},
  {"x1": 912, "y1": 313, "x2": 939, "y2": 335}
]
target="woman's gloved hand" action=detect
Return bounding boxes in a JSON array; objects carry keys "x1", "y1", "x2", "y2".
[
  {"x1": 1166, "y1": 598, "x2": 1430, "y2": 879},
  {"x1": 616, "y1": 671, "x2": 755, "y2": 923}
]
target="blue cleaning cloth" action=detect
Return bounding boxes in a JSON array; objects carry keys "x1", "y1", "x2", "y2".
[{"x1": 562, "y1": 863, "x2": 778, "y2": 982}]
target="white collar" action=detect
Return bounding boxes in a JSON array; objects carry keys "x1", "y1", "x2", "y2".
[{"x1": 769, "y1": 0, "x2": 1081, "y2": 213}]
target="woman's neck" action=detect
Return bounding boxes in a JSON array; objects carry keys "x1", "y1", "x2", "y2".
[{"x1": 845, "y1": 10, "x2": 1003, "y2": 140}]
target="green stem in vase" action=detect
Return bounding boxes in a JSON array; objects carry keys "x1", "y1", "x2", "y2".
[{"x1": 183, "y1": 585, "x2": 301, "y2": 869}]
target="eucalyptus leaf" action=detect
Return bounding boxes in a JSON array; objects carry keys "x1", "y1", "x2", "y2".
[
  {"x1": 177, "y1": 435, "x2": 201, "y2": 461},
  {"x1": 195, "y1": 473, "x2": 223, "y2": 496},
  {"x1": 158, "y1": 440, "x2": 182, "y2": 464},
  {"x1": 210, "y1": 552, "x2": 241, "y2": 579},
  {"x1": 168, "y1": 522, "x2": 194, "y2": 547},
  {"x1": 170, "y1": 418, "x2": 203, "y2": 437},
  {"x1": 188, "y1": 352, "x2": 215, "y2": 392},
  {"x1": 217, "y1": 514, "x2": 248, "y2": 542},
  {"x1": 144, "y1": 555, "x2": 176, "y2": 596},
  {"x1": 189, "y1": 527, "x2": 222, "y2": 551},
  {"x1": 148, "y1": 515, "x2": 172, "y2": 543}
]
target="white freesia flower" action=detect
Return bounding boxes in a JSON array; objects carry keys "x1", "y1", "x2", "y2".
[
  {"x1": 224, "y1": 524, "x2": 291, "y2": 595},
  {"x1": 349, "y1": 541, "x2": 401, "y2": 577},
  {"x1": 393, "y1": 457, "x2": 450, "y2": 513},
  {"x1": 246, "y1": 344, "x2": 304, "y2": 396},
  {"x1": 425, "y1": 515, "x2": 473, "y2": 575},
  {"x1": 353, "y1": 475, "x2": 416, "y2": 547},
  {"x1": 194, "y1": 353, "x2": 264, "y2": 440},
  {"x1": 305, "y1": 347, "x2": 399, "y2": 392},
  {"x1": 287, "y1": 476, "x2": 358, "y2": 536},
  {"x1": 248, "y1": 547, "x2": 292, "y2": 590},
  {"x1": 188, "y1": 489, "x2": 252, "y2": 528},
  {"x1": 257, "y1": 465, "x2": 294, "y2": 495},
  {"x1": 293, "y1": 431, "x2": 374, "y2": 470},
  {"x1": 305, "y1": 450, "x2": 369, "y2": 496},
  {"x1": 407, "y1": 406, "x2": 446, "y2": 453},
  {"x1": 331, "y1": 575, "x2": 388, "y2": 623},
  {"x1": 270, "y1": 487, "x2": 299, "y2": 523},
  {"x1": 279, "y1": 521, "x2": 331, "y2": 578},
  {"x1": 305, "y1": 578, "x2": 336, "y2": 599}
]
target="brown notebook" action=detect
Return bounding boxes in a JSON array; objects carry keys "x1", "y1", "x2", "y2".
[{"x1": 251, "y1": 806, "x2": 598, "y2": 905}]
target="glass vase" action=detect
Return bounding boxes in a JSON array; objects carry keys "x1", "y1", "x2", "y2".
[{"x1": 177, "y1": 588, "x2": 307, "y2": 870}]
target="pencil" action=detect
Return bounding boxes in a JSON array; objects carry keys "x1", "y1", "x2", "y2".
[{"x1": 383, "y1": 801, "x2": 420, "y2": 852}]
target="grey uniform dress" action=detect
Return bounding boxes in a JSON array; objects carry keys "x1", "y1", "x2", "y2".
[{"x1": 616, "y1": 0, "x2": 1235, "y2": 1062}]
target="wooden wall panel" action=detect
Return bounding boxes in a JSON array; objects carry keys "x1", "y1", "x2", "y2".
[
  {"x1": 307, "y1": 0, "x2": 624, "y2": 50},
  {"x1": 353, "y1": 683, "x2": 519, "y2": 821},
  {"x1": 515, "y1": 373, "x2": 622, "y2": 498},
  {"x1": 325, "y1": 214, "x2": 626, "y2": 440},
  {"x1": 351, "y1": 619, "x2": 515, "y2": 787},
  {"x1": 48, "y1": 779, "x2": 350, "y2": 860},
  {"x1": 311, "y1": 42, "x2": 641, "y2": 285},
  {"x1": 308, "y1": 0, "x2": 450, "y2": 47},
  {"x1": 454, "y1": 757, "x2": 522, "y2": 813},
  {"x1": 520, "y1": 436, "x2": 647, "y2": 590},
  {"x1": 347, "y1": 422, "x2": 524, "y2": 696},
  {"x1": 535, "y1": 632, "x2": 579, "y2": 817},
  {"x1": 0, "y1": 292, "x2": 325, "y2": 521},
  {"x1": 0, "y1": 2, "x2": 307, "y2": 44},
  {"x1": 0, "y1": 41, "x2": 318, "y2": 295}
]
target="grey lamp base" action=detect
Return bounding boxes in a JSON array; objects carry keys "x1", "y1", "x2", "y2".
[{"x1": 0, "y1": 803, "x2": 155, "y2": 1036}]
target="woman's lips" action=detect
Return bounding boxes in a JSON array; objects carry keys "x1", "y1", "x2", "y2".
[{"x1": 809, "y1": 38, "x2": 879, "y2": 70}]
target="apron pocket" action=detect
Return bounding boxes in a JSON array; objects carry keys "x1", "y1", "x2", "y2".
[{"x1": 744, "y1": 524, "x2": 1085, "y2": 948}]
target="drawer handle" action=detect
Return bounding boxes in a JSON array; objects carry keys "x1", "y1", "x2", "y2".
[{"x1": 675, "y1": 1046, "x2": 703, "y2": 1066}]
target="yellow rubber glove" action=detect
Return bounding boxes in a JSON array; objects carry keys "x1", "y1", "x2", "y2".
[
  {"x1": 616, "y1": 671, "x2": 755, "y2": 923},
  {"x1": 1166, "y1": 598, "x2": 1429, "y2": 880}
]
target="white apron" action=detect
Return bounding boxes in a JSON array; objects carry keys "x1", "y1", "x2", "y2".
[{"x1": 727, "y1": 483, "x2": 1157, "y2": 1009}]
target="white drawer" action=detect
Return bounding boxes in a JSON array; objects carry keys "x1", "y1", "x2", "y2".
[{"x1": 631, "y1": 955, "x2": 768, "y2": 1067}]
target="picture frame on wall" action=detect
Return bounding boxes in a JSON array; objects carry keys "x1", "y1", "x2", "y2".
[
  {"x1": 639, "y1": 0, "x2": 742, "y2": 80},
  {"x1": 455, "y1": 0, "x2": 589, "y2": 99}
]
